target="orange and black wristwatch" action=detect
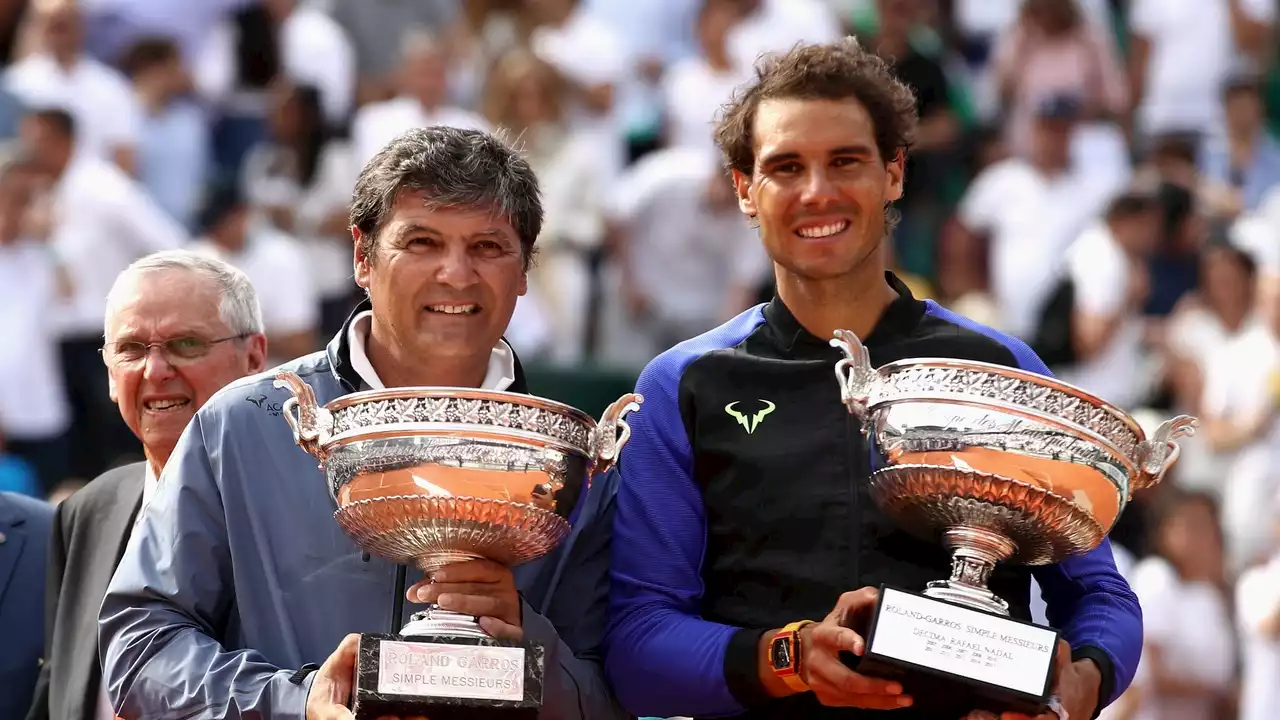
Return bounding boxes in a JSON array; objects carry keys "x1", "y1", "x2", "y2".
[{"x1": 769, "y1": 620, "x2": 815, "y2": 693}]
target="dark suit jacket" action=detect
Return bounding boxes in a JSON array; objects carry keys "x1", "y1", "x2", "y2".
[
  {"x1": 26, "y1": 463, "x2": 144, "y2": 720},
  {"x1": 0, "y1": 491, "x2": 54, "y2": 720}
]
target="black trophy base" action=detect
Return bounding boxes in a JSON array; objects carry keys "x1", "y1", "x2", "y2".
[
  {"x1": 852, "y1": 585, "x2": 1062, "y2": 717},
  {"x1": 353, "y1": 633, "x2": 544, "y2": 719}
]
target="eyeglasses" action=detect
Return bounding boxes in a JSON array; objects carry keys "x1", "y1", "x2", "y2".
[{"x1": 99, "y1": 334, "x2": 248, "y2": 367}]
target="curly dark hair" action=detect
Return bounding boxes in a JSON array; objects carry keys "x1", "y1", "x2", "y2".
[{"x1": 713, "y1": 37, "x2": 919, "y2": 177}]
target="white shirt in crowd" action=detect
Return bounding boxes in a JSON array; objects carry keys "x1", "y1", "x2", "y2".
[
  {"x1": 1236, "y1": 549, "x2": 1280, "y2": 720},
  {"x1": 240, "y1": 140, "x2": 356, "y2": 301},
  {"x1": 1056, "y1": 222, "x2": 1149, "y2": 410},
  {"x1": 660, "y1": 57, "x2": 746, "y2": 157},
  {"x1": 349, "y1": 98, "x2": 490, "y2": 183},
  {"x1": 957, "y1": 158, "x2": 1103, "y2": 340},
  {"x1": 1128, "y1": 555, "x2": 1236, "y2": 720},
  {"x1": 727, "y1": 0, "x2": 841, "y2": 73},
  {"x1": 1201, "y1": 321, "x2": 1280, "y2": 573},
  {"x1": 50, "y1": 153, "x2": 188, "y2": 338},
  {"x1": 530, "y1": 5, "x2": 629, "y2": 182},
  {"x1": 191, "y1": 225, "x2": 319, "y2": 366},
  {"x1": 0, "y1": 239, "x2": 70, "y2": 441},
  {"x1": 1130, "y1": 0, "x2": 1276, "y2": 138},
  {"x1": 607, "y1": 146, "x2": 769, "y2": 335},
  {"x1": 4, "y1": 53, "x2": 143, "y2": 163}
]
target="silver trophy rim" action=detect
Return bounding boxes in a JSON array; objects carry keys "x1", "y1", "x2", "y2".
[
  {"x1": 324, "y1": 385, "x2": 600, "y2": 430},
  {"x1": 874, "y1": 355, "x2": 1146, "y2": 444}
]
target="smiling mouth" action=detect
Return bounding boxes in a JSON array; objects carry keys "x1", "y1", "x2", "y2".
[
  {"x1": 795, "y1": 221, "x2": 851, "y2": 239},
  {"x1": 144, "y1": 398, "x2": 190, "y2": 412},
  {"x1": 426, "y1": 304, "x2": 481, "y2": 315}
]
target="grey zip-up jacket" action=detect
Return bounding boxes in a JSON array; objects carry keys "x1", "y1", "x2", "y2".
[{"x1": 98, "y1": 304, "x2": 629, "y2": 719}]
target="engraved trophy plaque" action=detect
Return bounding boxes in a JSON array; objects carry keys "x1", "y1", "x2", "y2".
[
  {"x1": 829, "y1": 330, "x2": 1195, "y2": 715},
  {"x1": 275, "y1": 372, "x2": 641, "y2": 719}
]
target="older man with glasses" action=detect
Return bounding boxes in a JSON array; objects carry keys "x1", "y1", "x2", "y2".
[{"x1": 26, "y1": 249, "x2": 267, "y2": 720}]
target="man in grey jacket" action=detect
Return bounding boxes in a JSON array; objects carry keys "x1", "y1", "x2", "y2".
[{"x1": 97, "y1": 126, "x2": 629, "y2": 720}]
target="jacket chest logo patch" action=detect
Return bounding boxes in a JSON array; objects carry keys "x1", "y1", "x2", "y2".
[{"x1": 725, "y1": 400, "x2": 775, "y2": 434}]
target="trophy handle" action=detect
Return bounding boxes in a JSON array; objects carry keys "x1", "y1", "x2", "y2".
[
  {"x1": 830, "y1": 329, "x2": 875, "y2": 421},
  {"x1": 273, "y1": 371, "x2": 334, "y2": 465},
  {"x1": 1131, "y1": 414, "x2": 1198, "y2": 495},
  {"x1": 590, "y1": 392, "x2": 644, "y2": 474}
]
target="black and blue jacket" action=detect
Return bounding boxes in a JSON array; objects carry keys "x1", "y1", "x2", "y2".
[{"x1": 601, "y1": 273, "x2": 1142, "y2": 720}]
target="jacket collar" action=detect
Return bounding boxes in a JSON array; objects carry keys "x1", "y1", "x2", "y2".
[
  {"x1": 763, "y1": 271, "x2": 926, "y2": 357},
  {"x1": 325, "y1": 298, "x2": 530, "y2": 395}
]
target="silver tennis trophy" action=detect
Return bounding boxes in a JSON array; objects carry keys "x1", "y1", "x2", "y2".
[
  {"x1": 829, "y1": 330, "x2": 1194, "y2": 715},
  {"x1": 274, "y1": 371, "x2": 641, "y2": 719}
]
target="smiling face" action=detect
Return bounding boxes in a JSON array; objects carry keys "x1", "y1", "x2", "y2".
[
  {"x1": 353, "y1": 190, "x2": 527, "y2": 383},
  {"x1": 104, "y1": 269, "x2": 267, "y2": 467},
  {"x1": 733, "y1": 97, "x2": 904, "y2": 283}
]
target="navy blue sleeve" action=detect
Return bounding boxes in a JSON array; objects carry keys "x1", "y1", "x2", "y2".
[
  {"x1": 925, "y1": 302, "x2": 1143, "y2": 709},
  {"x1": 602, "y1": 310, "x2": 766, "y2": 719}
]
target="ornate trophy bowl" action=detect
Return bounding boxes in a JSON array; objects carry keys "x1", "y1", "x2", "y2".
[
  {"x1": 829, "y1": 329, "x2": 1195, "y2": 715},
  {"x1": 274, "y1": 371, "x2": 641, "y2": 718}
]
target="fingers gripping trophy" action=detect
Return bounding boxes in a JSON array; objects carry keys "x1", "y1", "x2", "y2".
[
  {"x1": 275, "y1": 371, "x2": 641, "y2": 719},
  {"x1": 827, "y1": 329, "x2": 1195, "y2": 716}
]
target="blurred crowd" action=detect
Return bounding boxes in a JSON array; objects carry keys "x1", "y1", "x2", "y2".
[{"x1": 0, "y1": 0, "x2": 1278, "y2": 718}]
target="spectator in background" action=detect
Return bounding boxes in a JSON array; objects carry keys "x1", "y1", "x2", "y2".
[
  {"x1": 528, "y1": 0, "x2": 629, "y2": 182},
  {"x1": 327, "y1": 0, "x2": 462, "y2": 106},
  {"x1": 0, "y1": 158, "x2": 70, "y2": 493},
  {"x1": 484, "y1": 50, "x2": 603, "y2": 364},
  {"x1": 5, "y1": 0, "x2": 142, "y2": 174},
  {"x1": 1057, "y1": 187, "x2": 1163, "y2": 412},
  {"x1": 1128, "y1": 491, "x2": 1235, "y2": 720},
  {"x1": 1235, "y1": 492, "x2": 1280, "y2": 720},
  {"x1": 993, "y1": 0, "x2": 1127, "y2": 157},
  {"x1": 1159, "y1": 241, "x2": 1262, "y2": 491},
  {"x1": 1143, "y1": 180, "x2": 1205, "y2": 318},
  {"x1": 956, "y1": 93, "x2": 1104, "y2": 340},
  {"x1": 869, "y1": 0, "x2": 960, "y2": 278},
  {"x1": 262, "y1": 0, "x2": 354, "y2": 132},
  {"x1": 1196, "y1": 245, "x2": 1280, "y2": 575},
  {"x1": 119, "y1": 36, "x2": 209, "y2": 231},
  {"x1": 1128, "y1": 0, "x2": 1276, "y2": 145},
  {"x1": 602, "y1": 145, "x2": 767, "y2": 365},
  {"x1": 192, "y1": 2, "x2": 280, "y2": 188},
  {"x1": 22, "y1": 108, "x2": 187, "y2": 482},
  {"x1": 349, "y1": 29, "x2": 489, "y2": 177},
  {"x1": 1200, "y1": 72, "x2": 1280, "y2": 218},
  {"x1": 242, "y1": 81, "x2": 356, "y2": 341},
  {"x1": 191, "y1": 183, "x2": 318, "y2": 367},
  {"x1": 0, "y1": 490, "x2": 53, "y2": 719},
  {"x1": 660, "y1": 0, "x2": 744, "y2": 158}
]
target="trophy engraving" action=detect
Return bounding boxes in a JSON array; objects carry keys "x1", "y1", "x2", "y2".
[
  {"x1": 275, "y1": 372, "x2": 641, "y2": 718},
  {"x1": 828, "y1": 330, "x2": 1195, "y2": 714}
]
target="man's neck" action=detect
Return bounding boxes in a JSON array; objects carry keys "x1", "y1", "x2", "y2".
[
  {"x1": 52, "y1": 50, "x2": 79, "y2": 72},
  {"x1": 366, "y1": 319, "x2": 489, "y2": 388},
  {"x1": 775, "y1": 259, "x2": 899, "y2": 342}
]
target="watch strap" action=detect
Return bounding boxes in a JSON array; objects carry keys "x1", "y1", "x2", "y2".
[{"x1": 771, "y1": 620, "x2": 815, "y2": 692}]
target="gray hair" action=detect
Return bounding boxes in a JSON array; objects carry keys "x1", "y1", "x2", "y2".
[
  {"x1": 349, "y1": 126, "x2": 543, "y2": 270},
  {"x1": 104, "y1": 249, "x2": 265, "y2": 338}
]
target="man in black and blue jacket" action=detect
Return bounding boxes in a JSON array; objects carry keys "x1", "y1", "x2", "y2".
[{"x1": 602, "y1": 38, "x2": 1142, "y2": 720}]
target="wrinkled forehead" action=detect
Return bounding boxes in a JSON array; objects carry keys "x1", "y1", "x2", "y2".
[
  {"x1": 105, "y1": 271, "x2": 229, "y2": 341},
  {"x1": 383, "y1": 190, "x2": 520, "y2": 240}
]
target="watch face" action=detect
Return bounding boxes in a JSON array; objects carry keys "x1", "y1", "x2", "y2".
[{"x1": 771, "y1": 636, "x2": 793, "y2": 670}]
